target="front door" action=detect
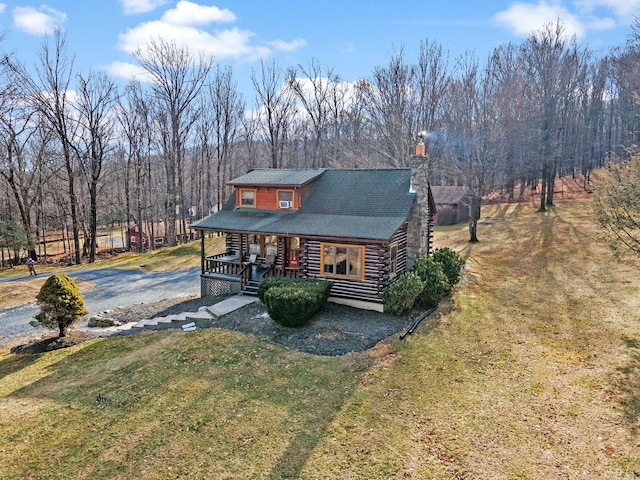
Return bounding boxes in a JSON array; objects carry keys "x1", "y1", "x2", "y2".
[{"x1": 286, "y1": 237, "x2": 300, "y2": 270}]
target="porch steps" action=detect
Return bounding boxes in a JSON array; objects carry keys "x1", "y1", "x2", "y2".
[
  {"x1": 81, "y1": 295, "x2": 259, "y2": 335},
  {"x1": 130, "y1": 307, "x2": 215, "y2": 329},
  {"x1": 241, "y1": 280, "x2": 260, "y2": 297}
]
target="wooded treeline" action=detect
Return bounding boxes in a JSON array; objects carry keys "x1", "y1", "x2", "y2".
[{"x1": 1, "y1": 20, "x2": 639, "y2": 263}]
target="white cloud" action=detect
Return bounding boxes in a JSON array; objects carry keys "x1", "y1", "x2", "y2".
[
  {"x1": 266, "y1": 39, "x2": 308, "y2": 52},
  {"x1": 161, "y1": 1, "x2": 235, "y2": 26},
  {"x1": 574, "y1": 0, "x2": 640, "y2": 18},
  {"x1": 103, "y1": 61, "x2": 154, "y2": 81},
  {"x1": 120, "y1": 0, "x2": 168, "y2": 16},
  {"x1": 493, "y1": 1, "x2": 585, "y2": 39},
  {"x1": 0, "y1": 4, "x2": 7, "y2": 15},
  {"x1": 12, "y1": 5, "x2": 66, "y2": 36},
  {"x1": 585, "y1": 16, "x2": 617, "y2": 30},
  {"x1": 117, "y1": 1, "x2": 306, "y2": 62},
  {"x1": 119, "y1": 22, "x2": 268, "y2": 60}
]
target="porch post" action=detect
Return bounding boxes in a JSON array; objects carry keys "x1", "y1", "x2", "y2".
[{"x1": 200, "y1": 233, "x2": 205, "y2": 274}]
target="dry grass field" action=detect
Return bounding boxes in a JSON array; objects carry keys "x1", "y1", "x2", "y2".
[{"x1": 0, "y1": 196, "x2": 639, "y2": 479}]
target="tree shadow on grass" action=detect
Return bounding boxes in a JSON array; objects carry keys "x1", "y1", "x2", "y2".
[
  {"x1": 614, "y1": 337, "x2": 640, "y2": 433},
  {"x1": 0, "y1": 352, "x2": 41, "y2": 381},
  {"x1": 264, "y1": 356, "x2": 372, "y2": 479},
  {"x1": 4, "y1": 329, "x2": 379, "y2": 479}
]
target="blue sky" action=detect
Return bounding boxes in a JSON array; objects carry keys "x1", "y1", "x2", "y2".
[{"x1": 0, "y1": 0, "x2": 637, "y2": 94}]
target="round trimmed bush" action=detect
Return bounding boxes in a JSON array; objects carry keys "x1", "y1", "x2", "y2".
[
  {"x1": 35, "y1": 273, "x2": 88, "y2": 337},
  {"x1": 261, "y1": 278, "x2": 330, "y2": 327},
  {"x1": 258, "y1": 277, "x2": 295, "y2": 303}
]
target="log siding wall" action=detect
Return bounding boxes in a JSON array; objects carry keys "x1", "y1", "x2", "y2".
[
  {"x1": 302, "y1": 239, "x2": 388, "y2": 304},
  {"x1": 217, "y1": 226, "x2": 410, "y2": 305}
]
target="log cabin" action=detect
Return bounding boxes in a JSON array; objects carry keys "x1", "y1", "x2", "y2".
[{"x1": 191, "y1": 168, "x2": 435, "y2": 312}]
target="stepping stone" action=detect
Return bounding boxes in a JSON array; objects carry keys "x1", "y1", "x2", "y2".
[
  {"x1": 154, "y1": 315, "x2": 177, "y2": 324},
  {"x1": 185, "y1": 310, "x2": 214, "y2": 321},
  {"x1": 207, "y1": 295, "x2": 258, "y2": 318}
]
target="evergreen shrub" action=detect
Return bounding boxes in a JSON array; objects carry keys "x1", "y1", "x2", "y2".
[
  {"x1": 261, "y1": 278, "x2": 330, "y2": 327},
  {"x1": 384, "y1": 272, "x2": 425, "y2": 315},
  {"x1": 258, "y1": 277, "x2": 295, "y2": 303},
  {"x1": 432, "y1": 247, "x2": 465, "y2": 290},
  {"x1": 411, "y1": 256, "x2": 450, "y2": 308},
  {"x1": 35, "y1": 273, "x2": 88, "y2": 337}
]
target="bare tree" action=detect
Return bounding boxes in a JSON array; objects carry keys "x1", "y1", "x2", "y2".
[
  {"x1": 117, "y1": 80, "x2": 155, "y2": 251},
  {"x1": 74, "y1": 71, "x2": 117, "y2": 262},
  {"x1": 339, "y1": 78, "x2": 373, "y2": 167},
  {"x1": 135, "y1": 38, "x2": 213, "y2": 246},
  {"x1": 251, "y1": 58, "x2": 297, "y2": 169},
  {"x1": 443, "y1": 52, "x2": 500, "y2": 242},
  {"x1": 21, "y1": 30, "x2": 83, "y2": 263},
  {"x1": 414, "y1": 39, "x2": 452, "y2": 136},
  {"x1": 288, "y1": 58, "x2": 338, "y2": 168},
  {"x1": 361, "y1": 46, "x2": 420, "y2": 167},
  {"x1": 0, "y1": 88, "x2": 38, "y2": 256},
  {"x1": 207, "y1": 65, "x2": 244, "y2": 210},
  {"x1": 520, "y1": 22, "x2": 588, "y2": 211}
]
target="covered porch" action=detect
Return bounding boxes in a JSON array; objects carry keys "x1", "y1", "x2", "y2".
[{"x1": 198, "y1": 232, "x2": 302, "y2": 296}]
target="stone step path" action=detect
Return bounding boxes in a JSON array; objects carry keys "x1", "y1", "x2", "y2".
[{"x1": 81, "y1": 295, "x2": 259, "y2": 335}]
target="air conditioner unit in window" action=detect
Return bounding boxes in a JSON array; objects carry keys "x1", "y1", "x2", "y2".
[{"x1": 278, "y1": 200, "x2": 292, "y2": 208}]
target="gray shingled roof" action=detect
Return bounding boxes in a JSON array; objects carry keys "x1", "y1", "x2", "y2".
[
  {"x1": 227, "y1": 168, "x2": 325, "y2": 187},
  {"x1": 192, "y1": 169, "x2": 416, "y2": 241}
]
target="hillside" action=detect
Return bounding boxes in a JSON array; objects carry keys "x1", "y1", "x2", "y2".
[{"x1": 1, "y1": 195, "x2": 639, "y2": 478}]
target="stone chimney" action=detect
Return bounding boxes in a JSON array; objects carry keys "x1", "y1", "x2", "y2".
[{"x1": 406, "y1": 146, "x2": 433, "y2": 269}]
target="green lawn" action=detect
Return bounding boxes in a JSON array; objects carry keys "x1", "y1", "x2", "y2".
[{"x1": 1, "y1": 198, "x2": 640, "y2": 479}]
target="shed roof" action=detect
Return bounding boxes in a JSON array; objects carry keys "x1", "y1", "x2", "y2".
[
  {"x1": 431, "y1": 185, "x2": 468, "y2": 205},
  {"x1": 192, "y1": 168, "x2": 416, "y2": 241}
]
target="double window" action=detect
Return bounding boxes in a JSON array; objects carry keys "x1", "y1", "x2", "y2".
[{"x1": 321, "y1": 243, "x2": 364, "y2": 280}]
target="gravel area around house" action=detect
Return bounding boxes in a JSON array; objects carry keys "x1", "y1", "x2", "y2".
[
  {"x1": 11, "y1": 295, "x2": 422, "y2": 356},
  {"x1": 114, "y1": 295, "x2": 413, "y2": 356}
]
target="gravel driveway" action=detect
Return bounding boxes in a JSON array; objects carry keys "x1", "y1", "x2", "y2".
[{"x1": 0, "y1": 268, "x2": 200, "y2": 348}]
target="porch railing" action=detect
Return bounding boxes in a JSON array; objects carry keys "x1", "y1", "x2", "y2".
[
  {"x1": 204, "y1": 253, "x2": 243, "y2": 277},
  {"x1": 204, "y1": 252, "x2": 301, "y2": 286},
  {"x1": 263, "y1": 265, "x2": 301, "y2": 279}
]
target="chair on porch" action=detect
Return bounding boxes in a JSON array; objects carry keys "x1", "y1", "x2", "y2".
[{"x1": 260, "y1": 254, "x2": 276, "y2": 272}]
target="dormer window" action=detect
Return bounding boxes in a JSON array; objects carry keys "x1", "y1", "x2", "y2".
[
  {"x1": 277, "y1": 190, "x2": 294, "y2": 209},
  {"x1": 239, "y1": 188, "x2": 256, "y2": 207}
]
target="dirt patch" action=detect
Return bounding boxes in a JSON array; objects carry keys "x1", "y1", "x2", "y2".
[{"x1": 10, "y1": 331, "x2": 98, "y2": 354}]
